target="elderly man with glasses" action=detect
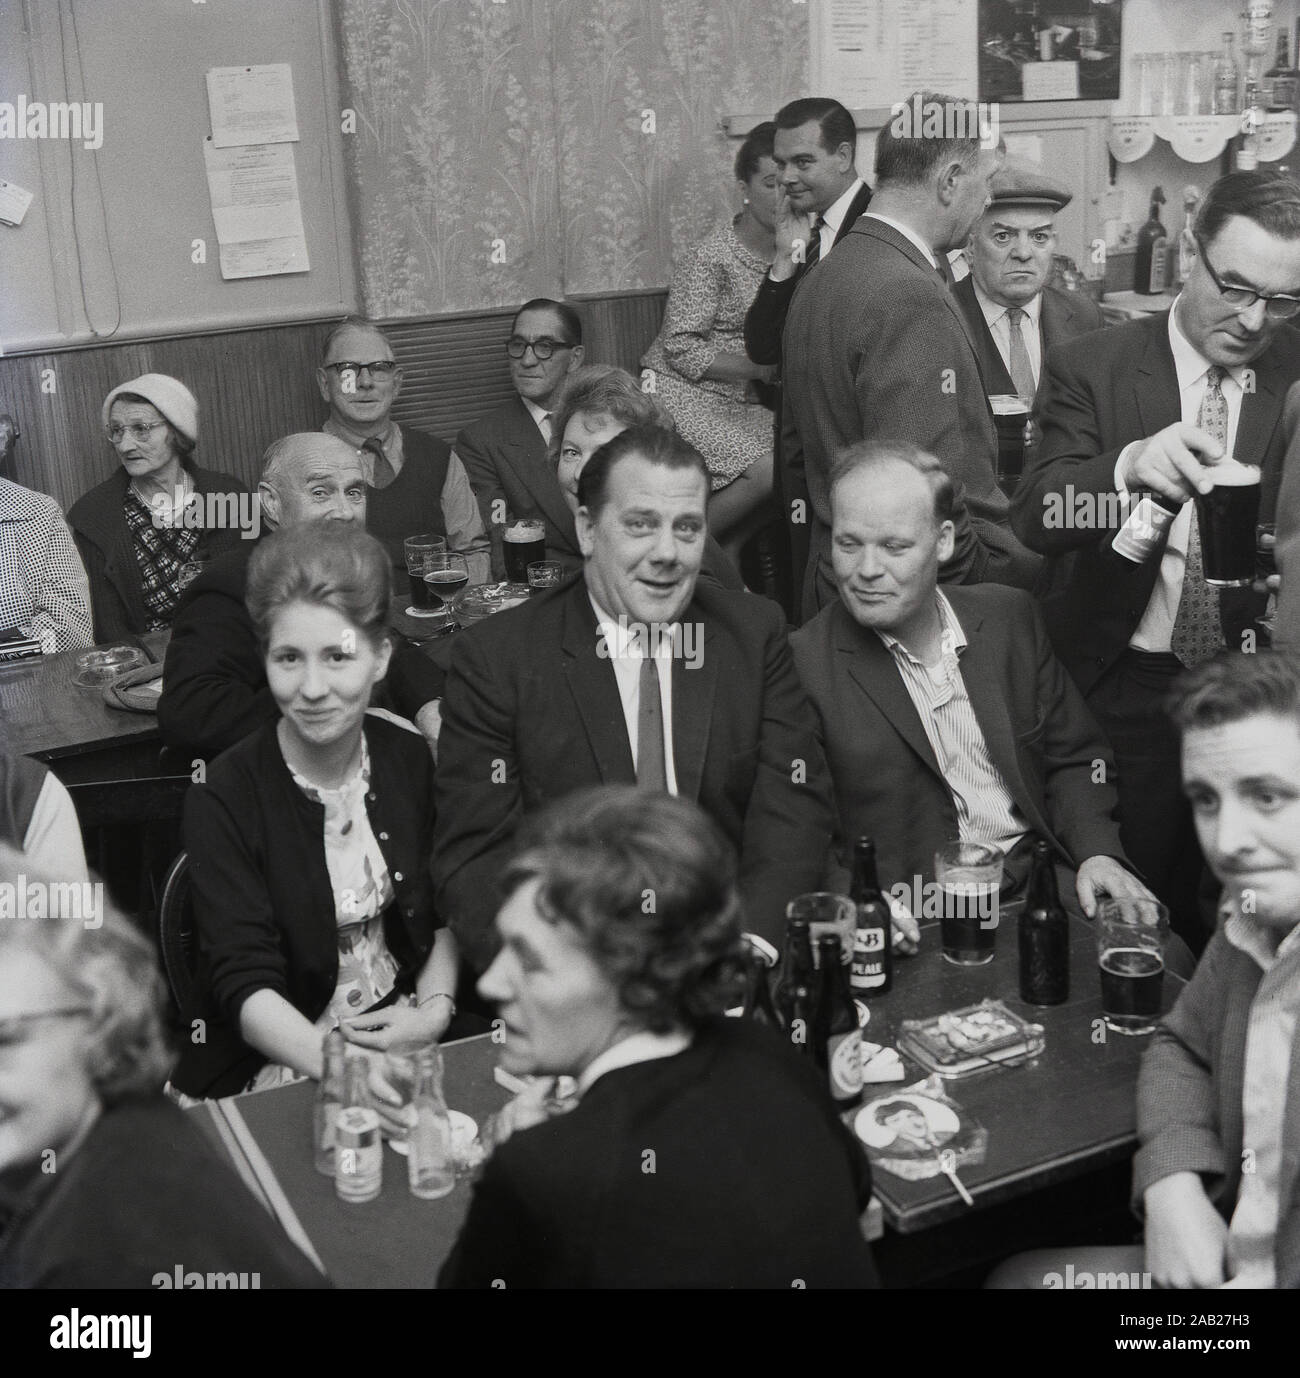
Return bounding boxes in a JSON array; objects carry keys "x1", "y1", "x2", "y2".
[
  {"x1": 454, "y1": 299, "x2": 586, "y2": 581},
  {"x1": 1010, "y1": 170, "x2": 1300, "y2": 949},
  {"x1": 317, "y1": 316, "x2": 487, "y2": 571}
]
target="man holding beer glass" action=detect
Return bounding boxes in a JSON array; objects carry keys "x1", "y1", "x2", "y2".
[{"x1": 1011, "y1": 171, "x2": 1300, "y2": 946}]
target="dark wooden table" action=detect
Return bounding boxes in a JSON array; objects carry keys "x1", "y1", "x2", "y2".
[
  {"x1": 188, "y1": 1033, "x2": 511, "y2": 1289},
  {"x1": 864, "y1": 911, "x2": 1180, "y2": 1234}
]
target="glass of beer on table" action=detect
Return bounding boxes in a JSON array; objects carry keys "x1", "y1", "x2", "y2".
[
  {"x1": 503, "y1": 515, "x2": 546, "y2": 584},
  {"x1": 934, "y1": 841, "x2": 1002, "y2": 965},
  {"x1": 422, "y1": 551, "x2": 470, "y2": 633},
  {"x1": 1195, "y1": 457, "x2": 1261, "y2": 588},
  {"x1": 1097, "y1": 896, "x2": 1168, "y2": 1035},
  {"x1": 403, "y1": 534, "x2": 448, "y2": 617}
]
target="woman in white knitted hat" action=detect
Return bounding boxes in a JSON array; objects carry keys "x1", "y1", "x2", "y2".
[{"x1": 67, "y1": 373, "x2": 250, "y2": 642}]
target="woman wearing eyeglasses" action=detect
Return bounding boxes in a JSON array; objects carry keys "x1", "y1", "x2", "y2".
[
  {"x1": 66, "y1": 373, "x2": 249, "y2": 643},
  {"x1": 0, "y1": 845, "x2": 329, "y2": 1288}
]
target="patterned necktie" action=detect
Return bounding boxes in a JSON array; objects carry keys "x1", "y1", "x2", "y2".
[
  {"x1": 1006, "y1": 307, "x2": 1036, "y2": 403},
  {"x1": 800, "y1": 216, "x2": 822, "y2": 275},
  {"x1": 361, "y1": 436, "x2": 396, "y2": 489},
  {"x1": 935, "y1": 253, "x2": 954, "y2": 289},
  {"x1": 1170, "y1": 365, "x2": 1227, "y2": 667},
  {"x1": 636, "y1": 654, "x2": 668, "y2": 791}
]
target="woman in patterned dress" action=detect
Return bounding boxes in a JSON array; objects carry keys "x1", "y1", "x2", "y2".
[
  {"x1": 641, "y1": 124, "x2": 779, "y2": 558},
  {"x1": 67, "y1": 373, "x2": 248, "y2": 643},
  {"x1": 171, "y1": 524, "x2": 459, "y2": 1101}
]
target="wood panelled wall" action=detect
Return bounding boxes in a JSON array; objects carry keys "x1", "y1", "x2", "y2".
[{"x1": 0, "y1": 291, "x2": 666, "y2": 513}]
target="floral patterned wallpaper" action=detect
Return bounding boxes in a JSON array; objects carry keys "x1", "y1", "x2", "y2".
[{"x1": 336, "y1": 0, "x2": 808, "y2": 315}]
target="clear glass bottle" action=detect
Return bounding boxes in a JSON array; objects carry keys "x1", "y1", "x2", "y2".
[
  {"x1": 407, "y1": 1046, "x2": 455, "y2": 1200},
  {"x1": 1212, "y1": 32, "x2": 1242, "y2": 114},
  {"x1": 313, "y1": 1028, "x2": 347, "y2": 1176}
]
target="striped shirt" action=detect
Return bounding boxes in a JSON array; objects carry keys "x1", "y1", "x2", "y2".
[
  {"x1": 1223, "y1": 899, "x2": 1300, "y2": 1288},
  {"x1": 876, "y1": 592, "x2": 1025, "y2": 853},
  {"x1": 0, "y1": 478, "x2": 93, "y2": 653}
]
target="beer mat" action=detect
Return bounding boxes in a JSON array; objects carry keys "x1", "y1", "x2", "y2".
[
  {"x1": 861, "y1": 1040, "x2": 905, "y2": 1083},
  {"x1": 896, "y1": 999, "x2": 1045, "y2": 1079},
  {"x1": 853, "y1": 1076, "x2": 987, "y2": 1187}
]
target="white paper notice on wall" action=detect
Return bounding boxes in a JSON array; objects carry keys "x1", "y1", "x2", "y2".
[
  {"x1": 0, "y1": 178, "x2": 34, "y2": 227},
  {"x1": 1020, "y1": 62, "x2": 1080, "y2": 103},
  {"x1": 206, "y1": 64, "x2": 300, "y2": 147},
  {"x1": 819, "y1": 0, "x2": 978, "y2": 109},
  {"x1": 202, "y1": 139, "x2": 309, "y2": 279}
]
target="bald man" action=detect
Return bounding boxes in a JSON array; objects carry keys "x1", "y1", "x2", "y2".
[{"x1": 158, "y1": 433, "x2": 445, "y2": 762}]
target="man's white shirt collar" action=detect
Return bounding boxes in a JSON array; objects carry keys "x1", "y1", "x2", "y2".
[
  {"x1": 589, "y1": 593, "x2": 680, "y2": 653},
  {"x1": 862, "y1": 210, "x2": 937, "y2": 268},
  {"x1": 972, "y1": 277, "x2": 1042, "y2": 329},
  {"x1": 1169, "y1": 298, "x2": 1246, "y2": 395},
  {"x1": 520, "y1": 395, "x2": 552, "y2": 432},
  {"x1": 820, "y1": 177, "x2": 865, "y2": 238}
]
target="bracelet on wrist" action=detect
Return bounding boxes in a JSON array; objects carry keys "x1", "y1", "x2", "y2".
[{"x1": 416, "y1": 991, "x2": 457, "y2": 1019}]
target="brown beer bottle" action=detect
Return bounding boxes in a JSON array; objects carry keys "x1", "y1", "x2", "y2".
[
  {"x1": 1018, "y1": 839, "x2": 1070, "y2": 1006},
  {"x1": 813, "y1": 933, "x2": 863, "y2": 1108},
  {"x1": 849, "y1": 836, "x2": 892, "y2": 996},
  {"x1": 774, "y1": 916, "x2": 816, "y2": 1057}
]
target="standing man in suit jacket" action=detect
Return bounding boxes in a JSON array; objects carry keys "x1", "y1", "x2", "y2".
[
  {"x1": 318, "y1": 317, "x2": 487, "y2": 572},
  {"x1": 1010, "y1": 171, "x2": 1300, "y2": 942},
  {"x1": 742, "y1": 97, "x2": 872, "y2": 614},
  {"x1": 953, "y1": 158, "x2": 1106, "y2": 415},
  {"x1": 791, "y1": 441, "x2": 1151, "y2": 920},
  {"x1": 455, "y1": 299, "x2": 585, "y2": 580},
  {"x1": 783, "y1": 91, "x2": 1039, "y2": 623},
  {"x1": 434, "y1": 425, "x2": 834, "y2": 970}
]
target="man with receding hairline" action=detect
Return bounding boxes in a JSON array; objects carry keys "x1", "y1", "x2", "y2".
[{"x1": 159, "y1": 432, "x2": 444, "y2": 761}]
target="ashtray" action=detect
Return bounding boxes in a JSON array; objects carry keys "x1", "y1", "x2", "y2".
[
  {"x1": 897, "y1": 999, "x2": 1045, "y2": 1079},
  {"x1": 73, "y1": 644, "x2": 148, "y2": 688},
  {"x1": 456, "y1": 583, "x2": 532, "y2": 626}
]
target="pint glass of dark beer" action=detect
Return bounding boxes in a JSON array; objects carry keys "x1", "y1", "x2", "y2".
[
  {"x1": 1097, "y1": 897, "x2": 1168, "y2": 1035},
  {"x1": 503, "y1": 517, "x2": 546, "y2": 584},
  {"x1": 403, "y1": 534, "x2": 448, "y2": 617},
  {"x1": 1194, "y1": 458, "x2": 1261, "y2": 588},
  {"x1": 989, "y1": 395, "x2": 1031, "y2": 493}
]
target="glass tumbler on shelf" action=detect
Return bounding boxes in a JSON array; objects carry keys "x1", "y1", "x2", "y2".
[
  {"x1": 1134, "y1": 54, "x2": 1155, "y2": 116},
  {"x1": 1182, "y1": 52, "x2": 1207, "y2": 115}
]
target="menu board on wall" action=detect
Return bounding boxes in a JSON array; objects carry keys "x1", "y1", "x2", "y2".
[{"x1": 815, "y1": 0, "x2": 979, "y2": 108}]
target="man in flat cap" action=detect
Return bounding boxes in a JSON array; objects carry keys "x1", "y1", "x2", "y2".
[{"x1": 954, "y1": 157, "x2": 1105, "y2": 416}]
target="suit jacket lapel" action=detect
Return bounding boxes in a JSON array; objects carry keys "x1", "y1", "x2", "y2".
[
  {"x1": 500, "y1": 398, "x2": 578, "y2": 548},
  {"x1": 1236, "y1": 348, "x2": 1287, "y2": 488},
  {"x1": 1135, "y1": 315, "x2": 1181, "y2": 438},
  {"x1": 830, "y1": 182, "x2": 873, "y2": 247},
  {"x1": 833, "y1": 606, "x2": 943, "y2": 781},
  {"x1": 671, "y1": 609, "x2": 717, "y2": 802},
  {"x1": 560, "y1": 586, "x2": 637, "y2": 784}
]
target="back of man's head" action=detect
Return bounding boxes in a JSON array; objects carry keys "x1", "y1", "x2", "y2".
[{"x1": 875, "y1": 91, "x2": 985, "y2": 189}]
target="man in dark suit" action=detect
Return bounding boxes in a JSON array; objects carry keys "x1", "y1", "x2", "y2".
[
  {"x1": 1010, "y1": 170, "x2": 1300, "y2": 940},
  {"x1": 742, "y1": 97, "x2": 872, "y2": 613},
  {"x1": 158, "y1": 433, "x2": 443, "y2": 762},
  {"x1": 783, "y1": 91, "x2": 1039, "y2": 623},
  {"x1": 792, "y1": 441, "x2": 1152, "y2": 920},
  {"x1": 1273, "y1": 380, "x2": 1300, "y2": 650},
  {"x1": 433, "y1": 425, "x2": 834, "y2": 970},
  {"x1": 455, "y1": 299, "x2": 585, "y2": 580},
  {"x1": 318, "y1": 317, "x2": 488, "y2": 572},
  {"x1": 953, "y1": 158, "x2": 1106, "y2": 415}
]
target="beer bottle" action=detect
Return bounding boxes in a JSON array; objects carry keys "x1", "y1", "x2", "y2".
[
  {"x1": 408, "y1": 1047, "x2": 456, "y2": 1200},
  {"x1": 812, "y1": 933, "x2": 863, "y2": 1108},
  {"x1": 774, "y1": 916, "x2": 816, "y2": 1057},
  {"x1": 740, "y1": 937, "x2": 781, "y2": 1027},
  {"x1": 1018, "y1": 839, "x2": 1070, "y2": 1006},
  {"x1": 849, "y1": 836, "x2": 893, "y2": 996},
  {"x1": 313, "y1": 1028, "x2": 348, "y2": 1175}
]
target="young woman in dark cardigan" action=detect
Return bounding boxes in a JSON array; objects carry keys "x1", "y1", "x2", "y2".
[
  {"x1": 172, "y1": 524, "x2": 458, "y2": 1100},
  {"x1": 67, "y1": 372, "x2": 249, "y2": 642}
]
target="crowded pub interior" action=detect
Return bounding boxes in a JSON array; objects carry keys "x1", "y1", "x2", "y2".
[{"x1": 3, "y1": 0, "x2": 1300, "y2": 1337}]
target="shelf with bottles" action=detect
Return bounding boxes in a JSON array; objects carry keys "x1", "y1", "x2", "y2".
[{"x1": 1106, "y1": 111, "x2": 1296, "y2": 166}]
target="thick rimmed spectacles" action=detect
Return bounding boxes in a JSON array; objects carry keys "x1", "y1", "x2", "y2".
[
  {"x1": 106, "y1": 421, "x2": 167, "y2": 445},
  {"x1": 323, "y1": 360, "x2": 400, "y2": 378},
  {"x1": 1196, "y1": 234, "x2": 1300, "y2": 320},
  {"x1": 506, "y1": 336, "x2": 573, "y2": 360}
]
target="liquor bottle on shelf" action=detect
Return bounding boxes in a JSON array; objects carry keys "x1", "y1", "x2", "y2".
[
  {"x1": 1212, "y1": 31, "x2": 1242, "y2": 114},
  {"x1": 1265, "y1": 29, "x2": 1300, "y2": 109},
  {"x1": 1133, "y1": 187, "x2": 1168, "y2": 296}
]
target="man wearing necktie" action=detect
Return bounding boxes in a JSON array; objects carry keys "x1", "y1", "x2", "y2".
[
  {"x1": 317, "y1": 317, "x2": 487, "y2": 571},
  {"x1": 782, "y1": 91, "x2": 1040, "y2": 624},
  {"x1": 434, "y1": 424, "x2": 834, "y2": 971},
  {"x1": 455, "y1": 299, "x2": 586, "y2": 581},
  {"x1": 952, "y1": 158, "x2": 1106, "y2": 416},
  {"x1": 1011, "y1": 170, "x2": 1300, "y2": 946}
]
